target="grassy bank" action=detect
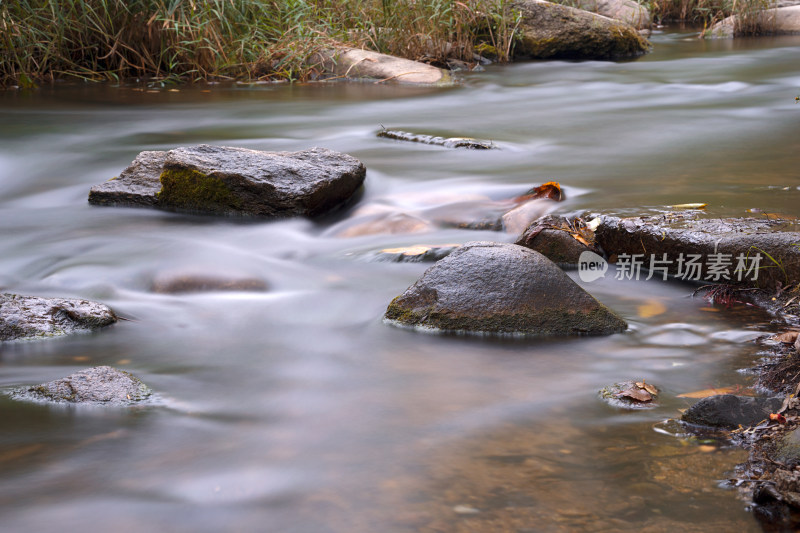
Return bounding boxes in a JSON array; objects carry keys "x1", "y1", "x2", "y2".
[{"x1": 0, "y1": 0, "x2": 518, "y2": 87}]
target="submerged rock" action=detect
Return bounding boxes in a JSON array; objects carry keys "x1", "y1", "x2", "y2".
[
  {"x1": 0, "y1": 293, "x2": 117, "y2": 341},
  {"x1": 681, "y1": 394, "x2": 782, "y2": 429},
  {"x1": 705, "y1": 5, "x2": 800, "y2": 38},
  {"x1": 384, "y1": 241, "x2": 628, "y2": 336},
  {"x1": 377, "y1": 129, "x2": 495, "y2": 149},
  {"x1": 151, "y1": 272, "x2": 268, "y2": 294},
  {"x1": 595, "y1": 215, "x2": 800, "y2": 289},
  {"x1": 509, "y1": 0, "x2": 650, "y2": 60},
  {"x1": 313, "y1": 47, "x2": 454, "y2": 85},
  {"x1": 89, "y1": 145, "x2": 366, "y2": 218},
  {"x1": 15, "y1": 366, "x2": 151, "y2": 405}
]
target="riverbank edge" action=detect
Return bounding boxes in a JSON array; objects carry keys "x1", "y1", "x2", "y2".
[{"x1": 718, "y1": 289, "x2": 800, "y2": 528}]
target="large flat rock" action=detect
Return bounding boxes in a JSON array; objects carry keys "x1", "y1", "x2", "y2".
[
  {"x1": 595, "y1": 215, "x2": 800, "y2": 289},
  {"x1": 510, "y1": 0, "x2": 650, "y2": 59},
  {"x1": 384, "y1": 241, "x2": 628, "y2": 336},
  {"x1": 89, "y1": 145, "x2": 366, "y2": 218},
  {"x1": 1, "y1": 293, "x2": 117, "y2": 341}
]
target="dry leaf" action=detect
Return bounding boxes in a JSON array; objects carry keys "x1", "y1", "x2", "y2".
[
  {"x1": 585, "y1": 217, "x2": 601, "y2": 232},
  {"x1": 677, "y1": 386, "x2": 743, "y2": 399},
  {"x1": 637, "y1": 300, "x2": 667, "y2": 318},
  {"x1": 770, "y1": 413, "x2": 787, "y2": 424},
  {"x1": 380, "y1": 245, "x2": 431, "y2": 256},
  {"x1": 517, "y1": 181, "x2": 563, "y2": 202},
  {"x1": 643, "y1": 383, "x2": 658, "y2": 395},
  {"x1": 618, "y1": 387, "x2": 652, "y2": 402},
  {"x1": 773, "y1": 331, "x2": 800, "y2": 344},
  {"x1": 572, "y1": 234, "x2": 591, "y2": 247}
]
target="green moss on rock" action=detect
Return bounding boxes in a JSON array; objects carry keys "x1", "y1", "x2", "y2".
[{"x1": 158, "y1": 168, "x2": 242, "y2": 214}]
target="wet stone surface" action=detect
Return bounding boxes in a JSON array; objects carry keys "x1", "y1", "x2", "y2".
[
  {"x1": 385, "y1": 241, "x2": 628, "y2": 336},
  {"x1": 89, "y1": 145, "x2": 366, "y2": 218},
  {"x1": 0, "y1": 293, "x2": 117, "y2": 341},
  {"x1": 12, "y1": 366, "x2": 152, "y2": 405}
]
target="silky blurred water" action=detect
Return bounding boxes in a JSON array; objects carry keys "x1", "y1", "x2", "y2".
[{"x1": 1, "y1": 27, "x2": 799, "y2": 532}]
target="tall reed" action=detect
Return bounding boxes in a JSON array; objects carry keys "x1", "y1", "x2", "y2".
[{"x1": 1, "y1": 0, "x2": 519, "y2": 86}]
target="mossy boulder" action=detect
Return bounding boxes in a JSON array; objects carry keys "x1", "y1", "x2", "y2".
[
  {"x1": 384, "y1": 241, "x2": 628, "y2": 336},
  {"x1": 681, "y1": 394, "x2": 782, "y2": 429},
  {"x1": 594, "y1": 214, "x2": 800, "y2": 289},
  {"x1": 14, "y1": 366, "x2": 151, "y2": 405},
  {"x1": 509, "y1": 0, "x2": 650, "y2": 59},
  {"x1": 89, "y1": 145, "x2": 366, "y2": 218},
  {"x1": 0, "y1": 293, "x2": 117, "y2": 341}
]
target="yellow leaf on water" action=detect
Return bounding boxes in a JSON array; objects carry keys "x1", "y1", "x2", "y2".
[
  {"x1": 699, "y1": 307, "x2": 719, "y2": 313},
  {"x1": 670, "y1": 203, "x2": 707, "y2": 210},
  {"x1": 380, "y1": 245, "x2": 431, "y2": 256},
  {"x1": 637, "y1": 300, "x2": 667, "y2": 318},
  {"x1": 677, "y1": 386, "x2": 742, "y2": 398}
]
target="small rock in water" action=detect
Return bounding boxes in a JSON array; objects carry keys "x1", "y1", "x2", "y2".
[
  {"x1": 14, "y1": 366, "x2": 152, "y2": 405},
  {"x1": 1, "y1": 293, "x2": 117, "y2": 341},
  {"x1": 453, "y1": 505, "x2": 481, "y2": 515},
  {"x1": 377, "y1": 129, "x2": 496, "y2": 150},
  {"x1": 600, "y1": 380, "x2": 659, "y2": 409}
]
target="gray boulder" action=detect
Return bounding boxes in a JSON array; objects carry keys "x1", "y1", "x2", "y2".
[
  {"x1": 509, "y1": 0, "x2": 650, "y2": 60},
  {"x1": 573, "y1": 0, "x2": 651, "y2": 30},
  {"x1": 313, "y1": 47, "x2": 454, "y2": 85},
  {"x1": 384, "y1": 241, "x2": 628, "y2": 336},
  {"x1": 89, "y1": 145, "x2": 366, "y2": 218},
  {"x1": 595, "y1": 215, "x2": 800, "y2": 289},
  {"x1": 705, "y1": 5, "x2": 800, "y2": 38},
  {"x1": 15, "y1": 366, "x2": 151, "y2": 404},
  {"x1": 1, "y1": 293, "x2": 117, "y2": 341},
  {"x1": 681, "y1": 394, "x2": 782, "y2": 429}
]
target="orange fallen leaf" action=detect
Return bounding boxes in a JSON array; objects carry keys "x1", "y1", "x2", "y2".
[
  {"x1": 677, "y1": 386, "x2": 742, "y2": 399},
  {"x1": 770, "y1": 413, "x2": 787, "y2": 424},
  {"x1": 517, "y1": 181, "x2": 563, "y2": 202},
  {"x1": 637, "y1": 300, "x2": 667, "y2": 318}
]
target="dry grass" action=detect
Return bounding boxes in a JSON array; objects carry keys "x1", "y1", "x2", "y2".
[{"x1": 0, "y1": 0, "x2": 520, "y2": 87}]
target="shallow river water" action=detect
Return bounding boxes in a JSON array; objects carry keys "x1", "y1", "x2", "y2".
[{"x1": 1, "y1": 27, "x2": 800, "y2": 532}]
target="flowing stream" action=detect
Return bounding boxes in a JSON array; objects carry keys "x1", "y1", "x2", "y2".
[{"x1": 1, "y1": 27, "x2": 799, "y2": 532}]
